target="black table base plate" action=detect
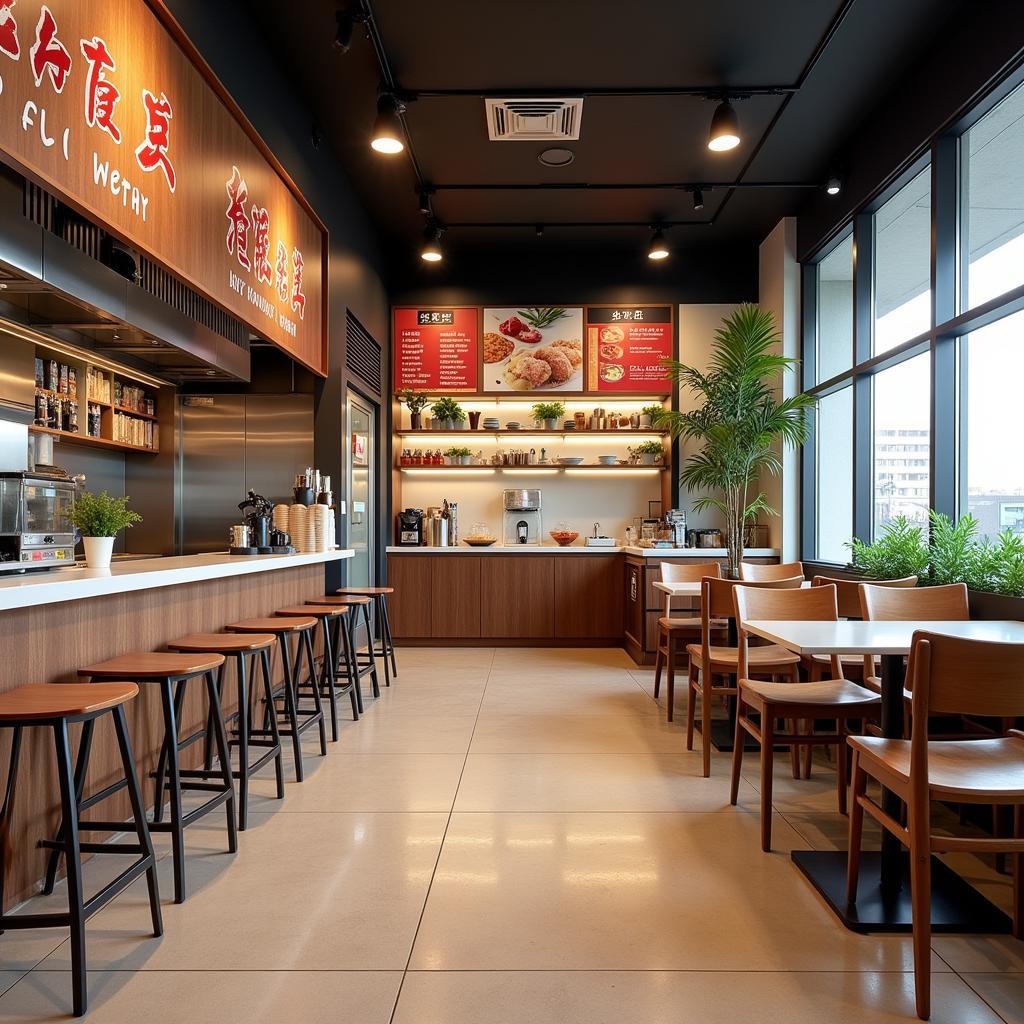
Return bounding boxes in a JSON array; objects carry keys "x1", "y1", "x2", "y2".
[
  {"x1": 703, "y1": 719, "x2": 758, "y2": 752},
  {"x1": 792, "y1": 850, "x2": 1013, "y2": 934}
]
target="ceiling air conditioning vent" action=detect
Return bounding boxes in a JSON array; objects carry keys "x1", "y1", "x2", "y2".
[{"x1": 485, "y1": 98, "x2": 583, "y2": 141}]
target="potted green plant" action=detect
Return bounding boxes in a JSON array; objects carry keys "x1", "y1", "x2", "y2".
[
  {"x1": 847, "y1": 515, "x2": 931, "y2": 580},
  {"x1": 639, "y1": 404, "x2": 663, "y2": 429},
  {"x1": 659, "y1": 304, "x2": 815, "y2": 578},
  {"x1": 632, "y1": 439, "x2": 665, "y2": 465},
  {"x1": 397, "y1": 388, "x2": 429, "y2": 429},
  {"x1": 445, "y1": 445, "x2": 473, "y2": 466},
  {"x1": 531, "y1": 401, "x2": 566, "y2": 430},
  {"x1": 68, "y1": 490, "x2": 142, "y2": 569},
  {"x1": 430, "y1": 396, "x2": 466, "y2": 431}
]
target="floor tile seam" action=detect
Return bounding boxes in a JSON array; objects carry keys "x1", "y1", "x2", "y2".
[
  {"x1": 958, "y1": 972, "x2": 1014, "y2": 1024},
  {"x1": 388, "y1": 652, "x2": 492, "y2": 1024}
]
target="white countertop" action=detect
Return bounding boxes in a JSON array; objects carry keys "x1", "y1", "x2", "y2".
[
  {"x1": 386, "y1": 545, "x2": 779, "y2": 557},
  {"x1": 0, "y1": 549, "x2": 353, "y2": 612}
]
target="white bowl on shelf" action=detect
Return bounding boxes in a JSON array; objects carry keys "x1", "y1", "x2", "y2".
[
  {"x1": 557, "y1": 457, "x2": 584, "y2": 465},
  {"x1": 597, "y1": 455, "x2": 618, "y2": 465}
]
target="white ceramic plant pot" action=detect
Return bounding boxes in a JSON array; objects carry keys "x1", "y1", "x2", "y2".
[
  {"x1": 641, "y1": 452, "x2": 657, "y2": 465},
  {"x1": 83, "y1": 536, "x2": 114, "y2": 569},
  {"x1": 544, "y1": 418, "x2": 558, "y2": 430},
  {"x1": 460, "y1": 455, "x2": 472, "y2": 465},
  {"x1": 639, "y1": 414, "x2": 653, "y2": 428}
]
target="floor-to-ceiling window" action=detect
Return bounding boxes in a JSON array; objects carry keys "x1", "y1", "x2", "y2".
[{"x1": 801, "y1": 72, "x2": 1024, "y2": 561}]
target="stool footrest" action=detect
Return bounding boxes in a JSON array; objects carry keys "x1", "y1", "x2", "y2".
[
  {"x1": 38, "y1": 838, "x2": 145, "y2": 856},
  {"x1": 149, "y1": 790, "x2": 232, "y2": 831},
  {"x1": 79, "y1": 777, "x2": 129, "y2": 812}
]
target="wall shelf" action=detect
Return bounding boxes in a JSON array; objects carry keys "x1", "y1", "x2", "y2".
[
  {"x1": 399, "y1": 463, "x2": 665, "y2": 473},
  {"x1": 395, "y1": 428, "x2": 668, "y2": 438},
  {"x1": 30, "y1": 424, "x2": 159, "y2": 455}
]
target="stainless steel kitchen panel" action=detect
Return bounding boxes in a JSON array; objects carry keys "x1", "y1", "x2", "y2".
[{"x1": 244, "y1": 394, "x2": 314, "y2": 506}]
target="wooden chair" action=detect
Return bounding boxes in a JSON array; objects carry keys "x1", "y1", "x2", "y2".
[
  {"x1": 685, "y1": 575, "x2": 804, "y2": 777},
  {"x1": 653, "y1": 561, "x2": 723, "y2": 722},
  {"x1": 846, "y1": 631, "x2": 1024, "y2": 1020},
  {"x1": 728, "y1": 584, "x2": 881, "y2": 850},
  {"x1": 739, "y1": 560, "x2": 804, "y2": 582}
]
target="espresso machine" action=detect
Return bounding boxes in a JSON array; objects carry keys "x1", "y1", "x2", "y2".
[{"x1": 503, "y1": 488, "x2": 542, "y2": 546}]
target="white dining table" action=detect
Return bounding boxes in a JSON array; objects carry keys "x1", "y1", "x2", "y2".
[{"x1": 741, "y1": 617, "x2": 1024, "y2": 935}]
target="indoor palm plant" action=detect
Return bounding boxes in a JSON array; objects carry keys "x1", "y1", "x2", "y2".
[
  {"x1": 69, "y1": 490, "x2": 142, "y2": 569},
  {"x1": 660, "y1": 304, "x2": 815, "y2": 578}
]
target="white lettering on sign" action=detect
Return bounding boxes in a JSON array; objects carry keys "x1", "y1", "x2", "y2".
[{"x1": 92, "y1": 151, "x2": 149, "y2": 221}]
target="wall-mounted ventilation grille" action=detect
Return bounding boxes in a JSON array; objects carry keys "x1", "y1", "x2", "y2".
[
  {"x1": 346, "y1": 310, "x2": 382, "y2": 397},
  {"x1": 23, "y1": 182, "x2": 249, "y2": 351},
  {"x1": 485, "y1": 98, "x2": 583, "y2": 141}
]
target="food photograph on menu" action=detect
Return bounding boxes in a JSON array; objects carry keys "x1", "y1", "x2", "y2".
[{"x1": 482, "y1": 307, "x2": 585, "y2": 392}]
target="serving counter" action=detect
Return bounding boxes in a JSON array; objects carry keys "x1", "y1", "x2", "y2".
[{"x1": 0, "y1": 549, "x2": 352, "y2": 906}]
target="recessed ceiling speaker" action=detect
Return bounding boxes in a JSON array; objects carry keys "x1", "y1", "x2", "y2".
[{"x1": 538, "y1": 147, "x2": 575, "y2": 167}]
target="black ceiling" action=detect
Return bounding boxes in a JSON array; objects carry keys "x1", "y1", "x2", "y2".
[{"x1": 247, "y1": 0, "x2": 967, "y2": 274}]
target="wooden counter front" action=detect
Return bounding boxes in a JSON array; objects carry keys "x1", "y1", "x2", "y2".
[{"x1": 0, "y1": 560, "x2": 332, "y2": 907}]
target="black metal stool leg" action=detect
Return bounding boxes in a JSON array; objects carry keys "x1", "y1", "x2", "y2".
[
  {"x1": 342, "y1": 613, "x2": 365, "y2": 714},
  {"x1": 43, "y1": 717, "x2": 95, "y2": 896},
  {"x1": 204, "y1": 671, "x2": 238, "y2": 853},
  {"x1": 381, "y1": 596, "x2": 398, "y2": 678},
  {"x1": 0, "y1": 725, "x2": 23, "y2": 924},
  {"x1": 153, "y1": 678, "x2": 187, "y2": 825},
  {"x1": 331, "y1": 616, "x2": 360, "y2": 720},
  {"x1": 111, "y1": 705, "x2": 163, "y2": 937},
  {"x1": 279, "y1": 634, "x2": 305, "y2": 781},
  {"x1": 52, "y1": 719, "x2": 87, "y2": 1017},
  {"x1": 233, "y1": 653, "x2": 250, "y2": 829},
  {"x1": 362, "y1": 604, "x2": 380, "y2": 698},
  {"x1": 203, "y1": 661, "x2": 228, "y2": 773},
  {"x1": 259, "y1": 649, "x2": 286, "y2": 798},
  {"x1": 158, "y1": 677, "x2": 187, "y2": 904},
  {"x1": 375, "y1": 597, "x2": 392, "y2": 689},
  {"x1": 298, "y1": 627, "x2": 328, "y2": 756},
  {"x1": 319, "y1": 618, "x2": 340, "y2": 742}
]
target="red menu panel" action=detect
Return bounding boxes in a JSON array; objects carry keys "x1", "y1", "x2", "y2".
[
  {"x1": 393, "y1": 308, "x2": 479, "y2": 392},
  {"x1": 586, "y1": 306, "x2": 674, "y2": 393}
]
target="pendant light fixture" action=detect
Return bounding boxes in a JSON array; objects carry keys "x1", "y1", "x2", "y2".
[
  {"x1": 825, "y1": 175, "x2": 842, "y2": 196},
  {"x1": 647, "y1": 228, "x2": 670, "y2": 261},
  {"x1": 707, "y1": 99, "x2": 740, "y2": 152},
  {"x1": 692, "y1": 187, "x2": 705, "y2": 212},
  {"x1": 371, "y1": 93, "x2": 406, "y2": 154},
  {"x1": 421, "y1": 223, "x2": 443, "y2": 263}
]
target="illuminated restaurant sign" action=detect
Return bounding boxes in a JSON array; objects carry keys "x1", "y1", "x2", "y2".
[
  {"x1": 0, "y1": 0, "x2": 326, "y2": 375},
  {"x1": 393, "y1": 307, "x2": 479, "y2": 392},
  {"x1": 585, "y1": 305, "x2": 674, "y2": 392}
]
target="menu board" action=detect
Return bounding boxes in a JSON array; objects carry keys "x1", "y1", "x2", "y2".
[
  {"x1": 393, "y1": 308, "x2": 478, "y2": 392},
  {"x1": 481, "y1": 306, "x2": 584, "y2": 393},
  {"x1": 586, "y1": 306, "x2": 674, "y2": 392}
]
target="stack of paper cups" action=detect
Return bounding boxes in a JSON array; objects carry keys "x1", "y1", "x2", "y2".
[
  {"x1": 289, "y1": 504, "x2": 308, "y2": 553},
  {"x1": 273, "y1": 504, "x2": 290, "y2": 535}
]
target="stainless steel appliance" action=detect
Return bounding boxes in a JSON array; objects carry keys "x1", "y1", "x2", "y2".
[
  {"x1": 503, "y1": 488, "x2": 542, "y2": 546},
  {"x1": 0, "y1": 472, "x2": 76, "y2": 570},
  {"x1": 693, "y1": 528, "x2": 724, "y2": 548},
  {"x1": 397, "y1": 508, "x2": 424, "y2": 546}
]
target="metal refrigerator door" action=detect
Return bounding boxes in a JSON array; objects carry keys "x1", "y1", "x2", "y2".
[{"x1": 243, "y1": 394, "x2": 314, "y2": 507}]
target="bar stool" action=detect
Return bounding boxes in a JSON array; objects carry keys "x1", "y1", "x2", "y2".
[
  {"x1": 166, "y1": 633, "x2": 284, "y2": 829},
  {"x1": 276, "y1": 605, "x2": 358, "y2": 741},
  {"x1": 0, "y1": 683, "x2": 162, "y2": 1017},
  {"x1": 335, "y1": 586, "x2": 398, "y2": 687},
  {"x1": 59, "y1": 652, "x2": 236, "y2": 905},
  {"x1": 225, "y1": 617, "x2": 327, "y2": 781},
  {"x1": 308, "y1": 595, "x2": 380, "y2": 702}
]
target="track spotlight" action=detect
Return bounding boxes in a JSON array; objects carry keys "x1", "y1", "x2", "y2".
[
  {"x1": 708, "y1": 100, "x2": 740, "y2": 152},
  {"x1": 647, "y1": 228, "x2": 670, "y2": 261},
  {"x1": 535, "y1": 225, "x2": 544, "y2": 238},
  {"x1": 418, "y1": 190, "x2": 432, "y2": 214},
  {"x1": 371, "y1": 94, "x2": 405, "y2": 154},
  {"x1": 692, "y1": 187, "x2": 704, "y2": 211},
  {"x1": 421, "y1": 223, "x2": 443, "y2": 263},
  {"x1": 333, "y1": 4, "x2": 366, "y2": 53},
  {"x1": 825, "y1": 175, "x2": 842, "y2": 196}
]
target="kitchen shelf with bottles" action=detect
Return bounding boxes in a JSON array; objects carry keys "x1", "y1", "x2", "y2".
[{"x1": 30, "y1": 341, "x2": 163, "y2": 455}]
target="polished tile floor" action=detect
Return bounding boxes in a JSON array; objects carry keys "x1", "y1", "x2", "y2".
[{"x1": 0, "y1": 646, "x2": 1020, "y2": 1022}]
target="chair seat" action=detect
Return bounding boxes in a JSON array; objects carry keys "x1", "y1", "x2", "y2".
[
  {"x1": 277, "y1": 605, "x2": 347, "y2": 618},
  {"x1": 310, "y1": 595, "x2": 370, "y2": 606},
  {"x1": 850, "y1": 734, "x2": 1024, "y2": 799},
  {"x1": 687, "y1": 643, "x2": 801, "y2": 669},
  {"x1": 80, "y1": 652, "x2": 224, "y2": 678},
  {"x1": 227, "y1": 617, "x2": 317, "y2": 633},
  {"x1": 658, "y1": 616, "x2": 727, "y2": 631},
  {"x1": 0, "y1": 682, "x2": 139, "y2": 721},
  {"x1": 741, "y1": 678, "x2": 882, "y2": 708},
  {"x1": 336, "y1": 586, "x2": 393, "y2": 596},
  {"x1": 168, "y1": 633, "x2": 276, "y2": 653}
]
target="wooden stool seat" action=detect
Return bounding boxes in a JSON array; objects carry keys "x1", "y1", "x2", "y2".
[
  {"x1": 0, "y1": 682, "x2": 138, "y2": 721},
  {"x1": 309, "y1": 594, "x2": 370, "y2": 606},
  {"x1": 168, "y1": 633, "x2": 275, "y2": 653},
  {"x1": 277, "y1": 605, "x2": 347, "y2": 618},
  {"x1": 336, "y1": 586, "x2": 394, "y2": 596},
  {"x1": 80, "y1": 652, "x2": 224, "y2": 678},
  {"x1": 227, "y1": 616, "x2": 317, "y2": 632}
]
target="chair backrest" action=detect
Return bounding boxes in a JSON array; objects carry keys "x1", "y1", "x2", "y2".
[
  {"x1": 733, "y1": 583, "x2": 842, "y2": 680},
  {"x1": 906, "y1": 633, "x2": 1024, "y2": 778},
  {"x1": 812, "y1": 575, "x2": 917, "y2": 619},
  {"x1": 660, "y1": 561, "x2": 722, "y2": 584},
  {"x1": 740, "y1": 560, "x2": 804, "y2": 582},
  {"x1": 859, "y1": 582, "x2": 968, "y2": 622}
]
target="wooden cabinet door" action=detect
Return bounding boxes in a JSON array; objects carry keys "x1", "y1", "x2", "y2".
[
  {"x1": 624, "y1": 559, "x2": 645, "y2": 649},
  {"x1": 385, "y1": 556, "x2": 432, "y2": 638},
  {"x1": 480, "y1": 556, "x2": 554, "y2": 638},
  {"x1": 554, "y1": 556, "x2": 624, "y2": 638},
  {"x1": 431, "y1": 557, "x2": 481, "y2": 637}
]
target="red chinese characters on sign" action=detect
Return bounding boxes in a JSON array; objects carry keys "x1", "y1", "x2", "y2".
[
  {"x1": 80, "y1": 36, "x2": 120, "y2": 143},
  {"x1": 291, "y1": 249, "x2": 305, "y2": 320},
  {"x1": 225, "y1": 165, "x2": 251, "y2": 271},
  {"x1": 134, "y1": 89, "x2": 175, "y2": 192},
  {"x1": 0, "y1": 1, "x2": 19, "y2": 60},
  {"x1": 250, "y1": 205, "x2": 272, "y2": 285},
  {"x1": 275, "y1": 241, "x2": 289, "y2": 303},
  {"x1": 30, "y1": 5, "x2": 71, "y2": 93}
]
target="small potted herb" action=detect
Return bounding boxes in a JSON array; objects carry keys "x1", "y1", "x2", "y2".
[
  {"x1": 639, "y1": 404, "x2": 664, "y2": 429},
  {"x1": 68, "y1": 490, "x2": 142, "y2": 569},
  {"x1": 397, "y1": 388, "x2": 430, "y2": 429},
  {"x1": 632, "y1": 439, "x2": 665, "y2": 465},
  {"x1": 431, "y1": 396, "x2": 466, "y2": 430},
  {"x1": 531, "y1": 401, "x2": 566, "y2": 430},
  {"x1": 445, "y1": 445, "x2": 473, "y2": 466}
]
